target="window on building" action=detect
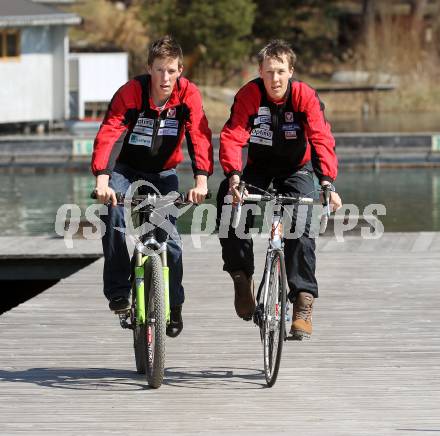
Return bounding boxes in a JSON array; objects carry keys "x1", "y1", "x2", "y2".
[
  {"x1": 0, "y1": 29, "x2": 20, "y2": 59},
  {"x1": 84, "y1": 102, "x2": 109, "y2": 120}
]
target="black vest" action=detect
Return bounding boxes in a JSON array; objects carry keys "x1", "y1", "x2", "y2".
[
  {"x1": 117, "y1": 75, "x2": 189, "y2": 172},
  {"x1": 247, "y1": 78, "x2": 308, "y2": 176}
]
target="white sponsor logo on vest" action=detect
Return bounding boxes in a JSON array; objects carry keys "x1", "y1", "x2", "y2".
[
  {"x1": 136, "y1": 117, "x2": 154, "y2": 128},
  {"x1": 160, "y1": 119, "x2": 179, "y2": 128},
  {"x1": 166, "y1": 119, "x2": 179, "y2": 128},
  {"x1": 133, "y1": 126, "x2": 153, "y2": 135},
  {"x1": 258, "y1": 106, "x2": 271, "y2": 116},
  {"x1": 250, "y1": 136, "x2": 273, "y2": 146},
  {"x1": 254, "y1": 115, "x2": 271, "y2": 125},
  {"x1": 167, "y1": 107, "x2": 176, "y2": 118},
  {"x1": 158, "y1": 128, "x2": 178, "y2": 136},
  {"x1": 129, "y1": 133, "x2": 152, "y2": 147},
  {"x1": 285, "y1": 130, "x2": 297, "y2": 139},
  {"x1": 251, "y1": 128, "x2": 273, "y2": 140}
]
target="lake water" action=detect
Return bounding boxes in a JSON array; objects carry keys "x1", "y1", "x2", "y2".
[{"x1": 0, "y1": 167, "x2": 439, "y2": 235}]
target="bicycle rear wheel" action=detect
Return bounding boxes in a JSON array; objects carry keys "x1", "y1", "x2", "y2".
[
  {"x1": 144, "y1": 254, "x2": 166, "y2": 388},
  {"x1": 262, "y1": 251, "x2": 287, "y2": 387}
]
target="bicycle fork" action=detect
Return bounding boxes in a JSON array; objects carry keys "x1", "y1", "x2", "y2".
[{"x1": 134, "y1": 247, "x2": 170, "y2": 327}]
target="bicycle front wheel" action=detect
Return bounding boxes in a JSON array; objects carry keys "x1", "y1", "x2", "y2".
[
  {"x1": 262, "y1": 251, "x2": 287, "y2": 387},
  {"x1": 144, "y1": 254, "x2": 166, "y2": 388}
]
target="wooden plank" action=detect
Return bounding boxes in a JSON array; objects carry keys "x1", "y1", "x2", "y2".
[
  {"x1": 0, "y1": 233, "x2": 440, "y2": 434},
  {"x1": 0, "y1": 236, "x2": 102, "y2": 259}
]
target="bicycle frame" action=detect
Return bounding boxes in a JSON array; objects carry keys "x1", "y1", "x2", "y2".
[{"x1": 257, "y1": 205, "x2": 287, "y2": 312}]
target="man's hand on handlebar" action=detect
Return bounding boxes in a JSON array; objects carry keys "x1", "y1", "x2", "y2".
[
  {"x1": 228, "y1": 175, "x2": 247, "y2": 206},
  {"x1": 95, "y1": 174, "x2": 117, "y2": 207},
  {"x1": 186, "y1": 174, "x2": 208, "y2": 204},
  {"x1": 321, "y1": 181, "x2": 342, "y2": 212}
]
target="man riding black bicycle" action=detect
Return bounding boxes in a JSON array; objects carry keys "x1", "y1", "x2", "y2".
[
  {"x1": 92, "y1": 36, "x2": 213, "y2": 338},
  {"x1": 216, "y1": 39, "x2": 342, "y2": 340}
]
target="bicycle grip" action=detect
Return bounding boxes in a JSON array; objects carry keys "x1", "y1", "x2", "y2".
[
  {"x1": 319, "y1": 189, "x2": 331, "y2": 234},
  {"x1": 231, "y1": 181, "x2": 246, "y2": 229},
  {"x1": 231, "y1": 203, "x2": 242, "y2": 229}
]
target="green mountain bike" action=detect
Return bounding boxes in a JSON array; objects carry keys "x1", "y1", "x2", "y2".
[{"x1": 93, "y1": 190, "x2": 191, "y2": 388}]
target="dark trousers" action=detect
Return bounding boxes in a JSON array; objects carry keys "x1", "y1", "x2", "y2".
[
  {"x1": 216, "y1": 163, "x2": 319, "y2": 301},
  {"x1": 101, "y1": 163, "x2": 184, "y2": 308}
]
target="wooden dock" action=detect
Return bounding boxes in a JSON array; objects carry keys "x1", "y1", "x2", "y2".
[{"x1": 1, "y1": 233, "x2": 440, "y2": 435}]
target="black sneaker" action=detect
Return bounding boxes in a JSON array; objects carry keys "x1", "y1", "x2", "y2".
[
  {"x1": 109, "y1": 296, "x2": 130, "y2": 312},
  {"x1": 166, "y1": 305, "x2": 183, "y2": 338}
]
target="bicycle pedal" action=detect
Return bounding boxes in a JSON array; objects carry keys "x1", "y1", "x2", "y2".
[
  {"x1": 253, "y1": 303, "x2": 264, "y2": 327},
  {"x1": 117, "y1": 312, "x2": 133, "y2": 330}
]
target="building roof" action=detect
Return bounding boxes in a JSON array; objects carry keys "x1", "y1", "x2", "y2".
[
  {"x1": 32, "y1": 1, "x2": 77, "y2": 4},
  {"x1": 0, "y1": 0, "x2": 81, "y2": 28}
]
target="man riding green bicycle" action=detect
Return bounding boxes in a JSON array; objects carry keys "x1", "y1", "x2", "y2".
[{"x1": 92, "y1": 36, "x2": 213, "y2": 338}]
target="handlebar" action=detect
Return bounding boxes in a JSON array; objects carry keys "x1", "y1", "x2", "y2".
[
  {"x1": 231, "y1": 181, "x2": 314, "y2": 229},
  {"x1": 91, "y1": 190, "x2": 211, "y2": 208},
  {"x1": 241, "y1": 193, "x2": 314, "y2": 205},
  {"x1": 231, "y1": 181, "x2": 336, "y2": 232}
]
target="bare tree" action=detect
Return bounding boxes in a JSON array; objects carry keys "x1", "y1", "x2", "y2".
[
  {"x1": 409, "y1": 0, "x2": 428, "y2": 43},
  {"x1": 362, "y1": 0, "x2": 377, "y2": 68}
]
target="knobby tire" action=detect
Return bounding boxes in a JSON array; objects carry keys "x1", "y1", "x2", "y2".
[{"x1": 143, "y1": 254, "x2": 166, "y2": 388}]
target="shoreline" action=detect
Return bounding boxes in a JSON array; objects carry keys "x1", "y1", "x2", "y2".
[{"x1": 0, "y1": 131, "x2": 440, "y2": 171}]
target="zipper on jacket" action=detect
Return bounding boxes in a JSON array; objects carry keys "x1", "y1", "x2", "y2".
[
  {"x1": 150, "y1": 115, "x2": 160, "y2": 155},
  {"x1": 272, "y1": 103, "x2": 279, "y2": 147}
]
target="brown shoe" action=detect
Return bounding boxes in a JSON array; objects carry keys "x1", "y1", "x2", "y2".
[
  {"x1": 229, "y1": 271, "x2": 256, "y2": 320},
  {"x1": 290, "y1": 292, "x2": 314, "y2": 340}
]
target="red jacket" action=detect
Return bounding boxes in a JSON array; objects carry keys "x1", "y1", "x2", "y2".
[
  {"x1": 92, "y1": 75, "x2": 213, "y2": 177},
  {"x1": 220, "y1": 79, "x2": 338, "y2": 183}
]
